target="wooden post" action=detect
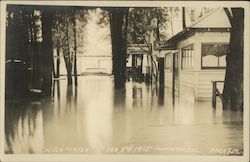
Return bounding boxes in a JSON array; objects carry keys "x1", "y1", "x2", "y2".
[
  {"x1": 212, "y1": 81, "x2": 216, "y2": 108},
  {"x1": 158, "y1": 57, "x2": 165, "y2": 87}
]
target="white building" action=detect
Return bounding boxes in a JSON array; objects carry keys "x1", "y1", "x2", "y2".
[{"x1": 158, "y1": 8, "x2": 231, "y2": 101}]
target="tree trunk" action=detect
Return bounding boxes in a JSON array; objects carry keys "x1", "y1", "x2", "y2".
[
  {"x1": 170, "y1": 8, "x2": 174, "y2": 36},
  {"x1": 56, "y1": 41, "x2": 60, "y2": 78},
  {"x1": 41, "y1": 7, "x2": 54, "y2": 97},
  {"x1": 156, "y1": 15, "x2": 160, "y2": 40},
  {"x1": 64, "y1": 11, "x2": 73, "y2": 86},
  {"x1": 73, "y1": 10, "x2": 78, "y2": 86},
  {"x1": 30, "y1": 12, "x2": 42, "y2": 90},
  {"x1": 64, "y1": 51, "x2": 73, "y2": 86},
  {"x1": 182, "y1": 7, "x2": 186, "y2": 29},
  {"x1": 223, "y1": 8, "x2": 244, "y2": 111},
  {"x1": 110, "y1": 8, "x2": 128, "y2": 90}
]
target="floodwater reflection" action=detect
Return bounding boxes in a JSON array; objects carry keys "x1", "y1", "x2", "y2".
[
  {"x1": 5, "y1": 76, "x2": 243, "y2": 155},
  {"x1": 5, "y1": 101, "x2": 44, "y2": 153}
]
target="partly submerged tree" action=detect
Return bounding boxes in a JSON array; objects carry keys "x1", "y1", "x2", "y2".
[
  {"x1": 101, "y1": 7, "x2": 178, "y2": 87},
  {"x1": 53, "y1": 8, "x2": 73, "y2": 85},
  {"x1": 223, "y1": 8, "x2": 244, "y2": 111},
  {"x1": 72, "y1": 9, "x2": 78, "y2": 86},
  {"x1": 40, "y1": 6, "x2": 55, "y2": 96},
  {"x1": 109, "y1": 7, "x2": 129, "y2": 90},
  {"x1": 52, "y1": 7, "x2": 88, "y2": 86}
]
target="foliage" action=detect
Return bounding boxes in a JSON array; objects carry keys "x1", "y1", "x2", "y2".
[
  {"x1": 127, "y1": 7, "x2": 179, "y2": 45},
  {"x1": 52, "y1": 7, "x2": 88, "y2": 55},
  {"x1": 52, "y1": 7, "x2": 88, "y2": 85}
]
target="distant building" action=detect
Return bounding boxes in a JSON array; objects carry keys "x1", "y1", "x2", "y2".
[
  {"x1": 155, "y1": 8, "x2": 231, "y2": 101},
  {"x1": 53, "y1": 52, "x2": 112, "y2": 76},
  {"x1": 126, "y1": 44, "x2": 151, "y2": 81},
  {"x1": 77, "y1": 54, "x2": 112, "y2": 75}
]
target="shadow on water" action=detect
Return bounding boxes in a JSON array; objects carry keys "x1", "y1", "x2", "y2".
[
  {"x1": 52, "y1": 80, "x2": 78, "y2": 116},
  {"x1": 66, "y1": 85, "x2": 73, "y2": 111},
  {"x1": 65, "y1": 85, "x2": 78, "y2": 112},
  {"x1": 52, "y1": 80, "x2": 61, "y2": 98},
  {"x1": 74, "y1": 85, "x2": 78, "y2": 109},
  {"x1": 132, "y1": 85, "x2": 142, "y2": 108},
  {"x1": 222, "y1": 109, "x2": 243, "y2": 125},
  {"x1": 114, "y1": 88, "x2": 126, "y2": 109},
  {"x1": 5, "y1": 100, "x2": 44, "y2": 154},
  {"x1": 158, "y1": 85, "x2": 165, "y2": 107},
  {"x1": 150, "y1": 83, "x2": 157, "y2": 110}
]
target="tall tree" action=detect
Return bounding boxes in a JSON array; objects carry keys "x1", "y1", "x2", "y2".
[
  {"x1": 41, "y1": 7, "x2": 55, "y2": 96},
  {"x1": 64, "y1": 9, "x2": 73, "y2": 86},
  {"x1": 53, "y1": 8, "x2": 73, "y2": 85},
  {"x1": 109, "y1": 7, "x2": 129, "y2": 89},
  {"x1": 223, "y1": 8, "x2": 244, "y2": 111},
  {"x1": 72, "y1": 9, "x2": 78, "y2": 86},
  {"x1": 26, "y1": 9, "x2": 43, "y2": 91}
]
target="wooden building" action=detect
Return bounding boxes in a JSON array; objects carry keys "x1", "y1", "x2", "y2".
[
  {"x1": 53, "y1": 52, "x2": 112, "y2": 76},
  {"x1": 157, "y1": 8, "x2": 231, "y2": 101},
  {"x1": 126, "y1": 44, "x2": 151, "y2": 81}
]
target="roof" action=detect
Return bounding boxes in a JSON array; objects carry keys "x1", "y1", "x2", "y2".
[
  {"x1": 165, "y1": 8, "x2": 231, "y2": 45},
  {"x1": 189, "y1": 8, "x2": 231, "y2": 28}
]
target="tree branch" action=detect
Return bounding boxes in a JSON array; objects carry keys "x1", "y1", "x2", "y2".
[
  {"x1": 133, "y1": 30, "x2": 150, "y2": 53},
  {"x1": 224, "y1": 8, "x2": 234, "y2": 26},
  {"x1": 136, "y1": 43, "x2": 150, "y2": 53}
]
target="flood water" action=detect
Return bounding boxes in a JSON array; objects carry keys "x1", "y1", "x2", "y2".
[{"x1": 5, "y1": 76, "x2": 243, "y2": 155}]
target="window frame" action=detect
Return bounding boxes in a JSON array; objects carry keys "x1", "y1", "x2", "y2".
[
  {"x1": 201, "y1": 42, "x2": 229, "y2": 70},
  {"x1": 165, "y1": 53, "x2": 172, "y2": 69},
  {"x1": 181, "y1": 44, "x2": 194, "y2": 70}
]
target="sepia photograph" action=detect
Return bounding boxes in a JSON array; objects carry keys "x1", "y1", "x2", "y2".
[{"x1": 0, "y1": 1, "x2": 249, "y2": 162}]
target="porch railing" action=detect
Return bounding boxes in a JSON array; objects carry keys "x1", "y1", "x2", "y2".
[{"x1": 211, "y1": 81, "x2": 224, "y2": 108}]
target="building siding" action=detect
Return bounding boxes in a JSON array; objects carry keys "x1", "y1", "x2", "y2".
[
  {"x1": 164, "y1": 69, "x2": 172, "y2": 88},
  {"x1": 163, "y1": 31, "x2": 229, "y2": 101},
  {"x1": 179, "y1": 71, "x2": 195, "y2": 99},
  {"x1": 197, "y1": 70, "x2": 225, "y2": 101}
]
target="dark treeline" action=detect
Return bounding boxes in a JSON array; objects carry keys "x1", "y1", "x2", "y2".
[
  {"x1": 6, "y1": 5, "x2": 58, "y2": 99},
  {"x1": 6, "y1": 5, "x2": 44, "y2": 99},
  {"x1": 5, "y1": 5, "x2": 85, "y2": 100}
]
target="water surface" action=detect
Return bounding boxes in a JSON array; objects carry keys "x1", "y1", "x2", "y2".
[{"x1": 5, "y1": 76, "x2": 243, "y2": 155}]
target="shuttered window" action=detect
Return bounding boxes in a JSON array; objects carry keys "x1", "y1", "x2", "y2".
[
  {"x1": 181, "y1": 45, "x2": 194, "y2": 69},
  {"x1": 201, "y1": 43, "x2": 228, "y2": 69}
]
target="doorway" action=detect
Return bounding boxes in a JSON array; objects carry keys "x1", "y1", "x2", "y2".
[{"x1": 131, "y1": 54, "x2": 143, "y2": 82}]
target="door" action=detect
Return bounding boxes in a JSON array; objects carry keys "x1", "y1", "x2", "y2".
[
  {"x1": 132, "y1": 54, "x2": 143, "y2": 82},
  {"x1": 172, "y1": 52, "x2": 179, "y2": 98}
]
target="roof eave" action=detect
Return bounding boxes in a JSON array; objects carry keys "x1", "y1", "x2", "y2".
[{"x1": 166, "y1": 27, "x2": 231, "y2": 45}]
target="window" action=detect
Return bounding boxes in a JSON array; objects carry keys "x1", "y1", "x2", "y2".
[
  {"x1": 181, "y1": 45, "x2": 194, "y2": 69},
  {"x1": 201, "y1": 43, "x2": 229, "y2": 69}
]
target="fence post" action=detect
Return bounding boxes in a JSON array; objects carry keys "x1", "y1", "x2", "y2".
[{"x1": 212, "y1": 81, "x2": 216, "y2": 108}]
